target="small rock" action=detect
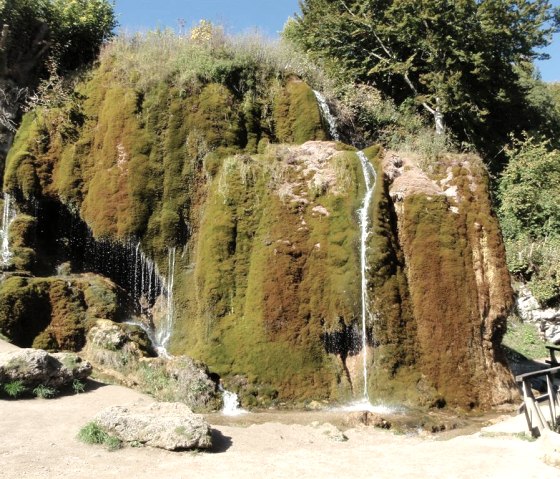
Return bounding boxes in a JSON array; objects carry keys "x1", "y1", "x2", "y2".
[
  {"x1": 345, "y1": 411, "x2": 392, "y2": 429},
  {"x1": 306, "y1": 400, "x2": 324, "y2": 410},
  {"x1": 311, "y1": 205, "x2": 330, "y2": 217},
  {"x1": 94, "y1": 402, "x2": 212, "y2": 451}
]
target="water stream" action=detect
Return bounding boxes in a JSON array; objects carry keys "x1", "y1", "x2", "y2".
[
  {"x1": 313, "y1": 90, "x2": 340, "y2": 141},
  {"x1": 357, "y1": 151, "x2": 377, "y2": 400},
  {"x1": 1, "y1": 193, "x2": 16, "y2": 267},
  {"x1": 156, "y1": 246, "x2": 176, "y2": 351},
  {"x1": 220, "y1": 386, "x2": 247, "y2": 416},
  {"x1": 314, "y1": 90, "x2": 378, "y2": 403}
]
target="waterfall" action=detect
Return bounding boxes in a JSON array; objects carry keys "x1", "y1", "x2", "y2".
[
  {"x1": 123, "y1": 246, "x2": 177, "y2": 358},
  {"x1": 314, "y1": 90, "x2": 382, "y2": 407},
  {"x1": 219, "y1": 385, "x2": 247, "y2": 416},
  {"x1": 156, "y1": 246, "x2": 176, "y2": 352},
  {"x1": 1, "y1": 193, "x2": 16, "y2": 267},
  {"x1": 313, "y1": 90, "x2": 340, "y2": 141},
  {"x1": 357, "y1": 151, "x2": 377, "y2": 400}
]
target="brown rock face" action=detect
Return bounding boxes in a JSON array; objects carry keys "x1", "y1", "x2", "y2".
[{"x1": 385, "y1": 151, "x2": 517, "y2": 408}]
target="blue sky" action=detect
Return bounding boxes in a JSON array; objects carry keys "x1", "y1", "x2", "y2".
[{"x1": 114, "y1": 0, "x2": 560, "y2": 82}]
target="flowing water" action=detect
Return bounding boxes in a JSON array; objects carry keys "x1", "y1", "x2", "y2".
[
  {"x1": 156, "y1": 247, "x2": 176, "y2": 351},
  {"x1": 313, "y1": 90, "x2": 340, "y2": 141},
  {"x1": 1, "y1": 193, "x2": 16, "y2": 266},
  {"x1": 356, "y1": 151, "x2": 377, "y2": 400},
  {"x1": 314, "y1": 90, "x2": 380, "y2": 404},
  {"x1": 220, "y1": 386, "x2": 247, "y2": 416}
]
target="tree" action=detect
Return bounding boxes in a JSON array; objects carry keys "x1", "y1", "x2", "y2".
[
  {"x1": 498, "y1": 135, "x2": 560, "y2": 241},
  {"x1": 0, "y1": 0, "x2": 117, "y2": 85},
  {"x1": 286, "y1": 0, "x2": 559, "y2": 151},
  {"x1": 0, "y1": 0, "x2": 116, "y2": 176}
]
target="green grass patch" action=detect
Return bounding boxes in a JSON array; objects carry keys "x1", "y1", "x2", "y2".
[
  {"x1": 78, "y1": 422, "x2": 122, "y2": 451},
  {"x1": 502, "y1": 316, "x2": 548, "y2": 360}
]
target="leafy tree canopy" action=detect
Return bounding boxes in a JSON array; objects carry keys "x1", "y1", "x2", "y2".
[
  {"x1": 0, "y1": 0, "x2": 117, "y2": 85},
  {"x1": 286, "y1": 0, "x2": 560, "y2": 156},
  {"x1": 498, "y1": 135, "x2": 560, "y2": 240}
]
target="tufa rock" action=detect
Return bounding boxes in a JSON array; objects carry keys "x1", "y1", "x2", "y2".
[
  {"x1": 94, "y1": 402, "x2": 212, "y2": 451},
  {"x1": 83, "y1": 320, "x2": 221, "y2": 411},
  {"x1": 0, "y1": 348, "x2": 91, "y2": 388}
]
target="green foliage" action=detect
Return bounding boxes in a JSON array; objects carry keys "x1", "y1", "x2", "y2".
[
  {"x1": 0, "y1": 0, "x2": 116, "y2": 85},
  {"x1": 78, "y1": 422, "x2": 122, "y2": 451},
  {"x1": 33, "y1": 384, "x2": 56, "y2": 398},
  {"x1": 498, "y1": 136, "x2": 560, "y2": 306},
  {"x1": 3, "y1": 379, "x2": 26, "y2": 398},
  {"x1": 286, "y1": 0, "x2": 560, "y2": 158},
  {"x1": 505, "y1": 237, "x2": 560, "y2": 306},
  {"x1": 498, "y1": 136, "x2": 560, "y2": 240},
  {"x1": 101, "y1": 27, "x2": 326, "y2": 94}
]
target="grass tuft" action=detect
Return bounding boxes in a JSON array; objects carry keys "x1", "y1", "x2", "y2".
[{"x1": 78, "y1": 422, "x2": 122, "y2": 451}]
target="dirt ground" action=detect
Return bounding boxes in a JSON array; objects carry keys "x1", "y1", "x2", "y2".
[{"x1": 1, "y1": 339, "x2": 559, "y2": 479}]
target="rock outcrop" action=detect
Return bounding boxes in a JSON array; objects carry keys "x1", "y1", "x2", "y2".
[
  {"x1": 383, "y1": 151, "x2": 517, "y2": 407},
  {"x1": 0, "y1": 348, "x2": 91, "y2": 389},
  {"x1": 0, "y1": 41, "x2": 518, "y2": 409},
  {"x1": 517, "y1": 285, "x2": 560, "y2": 344},
  {"x1": 93, "y1": 402, "x2": 212, "y2": 451},
  {"x1": 83, "y1": 320, "x2": 221, "y2": 412}
]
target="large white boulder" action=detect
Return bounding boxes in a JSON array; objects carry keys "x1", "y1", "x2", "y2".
[{"x1": 94, "y1": 401, "x2": 212, "y2": 451}]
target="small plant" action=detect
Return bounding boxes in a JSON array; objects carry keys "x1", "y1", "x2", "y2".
[
  {"x1": 33, "y1": 384, "x2": 57, "y2": 399},
  {"x1": 72, "y1": 379, "x2": 85, "y2": 394},
  {"x1": 3, "y1": 380, "x2": 26, "y2": 398},
  {"x1": 78, "y1": 422, "x2": 122, "y2": 451}
]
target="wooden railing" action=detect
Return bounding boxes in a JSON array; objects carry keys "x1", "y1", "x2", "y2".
[{"x1": 515, "y1": 365, "x2": 560, "y2": 437}]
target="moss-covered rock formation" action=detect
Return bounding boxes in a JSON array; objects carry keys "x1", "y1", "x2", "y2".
[
  {"x1": 0, "y1": 274, "x2": 122, "y2": 351},
  {"x1": 384, "y1": 151, "x2": 516, "y2": 408},
  {"x1": 0, "y1": 34, "x2": 517, "y2": 410}
]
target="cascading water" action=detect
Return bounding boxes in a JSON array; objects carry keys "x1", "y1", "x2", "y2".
[
  {"x1": 313, "y1": 90, "x2": 340, "y2": 141},
  {"x1": 1, "y1": 193, "x2": 16, "y2": 267},
  {"x1": 219, "y1": 385, "x2": 247, "y2": 416},
  {"x1": 357, "y1": 150, "x2": 377, "y2": 400},
  {"x1": 314, "y1": 90, "x2": 387, "y2": 411},
  {"x1": 155, "y1": 246, "x2": 176, "y2": 355}
]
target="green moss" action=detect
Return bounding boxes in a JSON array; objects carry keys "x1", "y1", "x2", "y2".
[
  {"x1": 273, "y1": 79, "x2": 327, "y2": 144},
  {"x1": 0, "y1": 276, "x2": 52, "y2": 346},
  {"x1": 0, "y1": 274, "x2": 121, "y2": 351},
  {"x1": 4, "y1": 114, "x2": 42, "y2": 198},
  {"x1": 169, "y1": 146, "x2": 367, "y2": 404},
  {"x1": 398, "y1": 155, "x2": 513, "y2": 408},
  {"x1": 365, "y1": 151, "x2": 417, "y2": 400}
]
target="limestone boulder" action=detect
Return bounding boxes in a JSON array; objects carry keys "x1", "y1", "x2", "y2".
[
  {"x1": 94, "y1": 402, "x2": 212, "y2": 451},
  {"x1": 83, "y1": 320, "x2": 221, "y2": 412},
  {"x1": 0, "y1": 348, "x2": 91, "y2": 388}
]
